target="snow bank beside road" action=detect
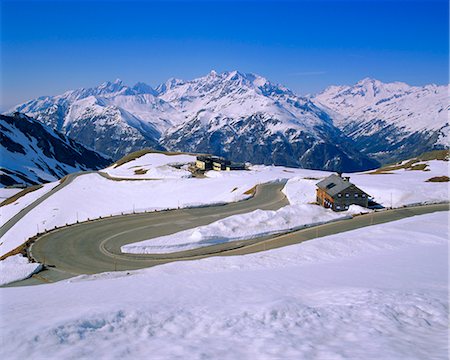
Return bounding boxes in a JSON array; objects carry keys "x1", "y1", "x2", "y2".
[
  {"x1": 1, "y1": 212, "x2": 447, "y2": 359},
  {"x1": 122, "y1": 204, "x2": 348, "y2": 254},
  {"x1": 0, "y1": 254, "x2": 41, "y2": 286}
]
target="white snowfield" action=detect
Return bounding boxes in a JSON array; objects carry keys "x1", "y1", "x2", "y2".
[
  {"x1": 0, "y1": 212, "x2": 447, "y2": 359},
  {"x1": 0, "y1": 153, "x2": 448, "y2": 258},
  {"x1": 104, "y1": 153, "x2": 195, "y2": 179},
  {"x1": 122, "y1": 159, "x2": 448, "y2": 254},
  {"x1": 0, "y1": 254, "x2": 41, "y2": 286}
]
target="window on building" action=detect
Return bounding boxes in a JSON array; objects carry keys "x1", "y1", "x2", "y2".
[
  {"x1": 338, "y1": 193, "x2": 342, "y2": 198},
  {"x1": 345, "y1": 193, "x2": 349, "y2": 197},
  {"x1": 354, "y1": 193, "x2": 358, "y2": 198},
  {"x1": 336, "y1": 205, "x2": 341, "y2": 210},
  {"x1": 362, "y1": 194, "x2": 366, "y2": 198}
]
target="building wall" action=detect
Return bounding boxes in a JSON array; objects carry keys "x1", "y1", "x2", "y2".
[
  {"x1": 196, "y1": 159, "x2": 214, "y2": 170},
  {"x1": 316, "y1": 188, "x2": 334, "y2": 209},
  {"x1": 195, "y1": 160, "x2": 206, "y2": 170},
  {"x1": 212, "y1": 162, "x2": 223, "y2": 171},
  {"x1": 332, "y1": 185, "x2": 368, "y2": 211},
  {"x1": 317, "y1": 185, "x2": 369, "y2": 211}
]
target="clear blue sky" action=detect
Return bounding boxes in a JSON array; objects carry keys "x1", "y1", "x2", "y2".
[{"x1": 1, "y1": 0, "x2": 448, "y2": 110}]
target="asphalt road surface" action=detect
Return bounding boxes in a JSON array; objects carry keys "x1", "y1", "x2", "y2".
[
  {"x1": 20, "y1": 181, "x2": 288, "y2": 281},
  {"x1": 19, "y1": 201, "x2": 447, "y2": 287}
]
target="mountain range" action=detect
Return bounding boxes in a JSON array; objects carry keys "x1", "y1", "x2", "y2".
[
  {"x1": 314, "y1": 78, "x2": 448, "y2": 163},
  {"x1": 7, "y1": 71, "x2": 449, "y2": 174},
  {"x1": 0, "y1": 113, "x2": 110, "y2": 186}
]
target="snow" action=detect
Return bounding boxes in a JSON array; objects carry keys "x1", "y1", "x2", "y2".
[
  {"x1": 0, "y1": 254, "x2": 42, "y2": 286},
  {"x1": 0, "y1": 212, "x2": 447, "y2": 359},
  {"x1": 0, "y1": 116, "x2": 82, "y2": 185},
  {"x1": 283, "y1": 159, "x2": 449, "y2": 208},
  {"x1": 122, "y1": 204, "x2": 349, "y2": 254},
  {"x1": 314, "y1": 78, "x2": 449, "y2": 136},
  {"x1": 9, "y1": 70, "x2": 341, "y2": 157},
  {"x1": 104, "y1": 153, "x2": 195, "y2": 179},
  {"x1": 0, "y1": 182, "x2": 59, "y2": 226},
  {"x1": 0, "y1": 114, "x2": 109, "y2": 187},
  {"x1": 354, "y1": 160, "x2": 449, "y2": 207},
  {"x1": 0, "y1": 188, "x2": 22, "y2": 201}
]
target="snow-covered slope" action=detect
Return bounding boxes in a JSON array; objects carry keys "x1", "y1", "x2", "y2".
[
  {"x1": 104, "y1": 152, "x2": 195, "y2": 179},
  {"x1": 0, "y1": 212, "x2": 447, "y2": 359},
  {"x1": 8, "y1": 72, "x2": 378, "y2": 172},
  {"x1": 313, "y1": 78, "x2": 449, "y2": 163},
  {"x1": 0, "y1": 113, "x2": 111, "y2": 186}
]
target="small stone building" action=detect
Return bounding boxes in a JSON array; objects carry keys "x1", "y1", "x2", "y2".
[{"x1": 316, "y1": 174, "x2": 369, "y2": 211}]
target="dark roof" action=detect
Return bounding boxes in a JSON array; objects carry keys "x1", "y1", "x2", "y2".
[
  {"x1": 197, "y1": 155, "x2": 224, "y2": 162},
  {"x1": 316, "y1": 174, "x2": 367, "y2": 197}
]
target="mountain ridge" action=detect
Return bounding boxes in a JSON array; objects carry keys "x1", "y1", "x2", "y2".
[
  {"x1": 7, "y1": 71, "x2": 448, "y2": 171},
  {"x1": 0, "y1": 113, "x2": 111, "y2": 187},
  {"x1": 312, "y1": 77, "x2": 448, "y2": 163}
]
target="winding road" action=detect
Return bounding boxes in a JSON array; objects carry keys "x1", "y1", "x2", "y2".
[
  {"x1": 29, "y1": 181, "x2": 287, "y2": 272},
  {"x1": 28, "y1": 202, "x2": 450, "y2": 286},
  {"x1": 2, "y1": 170, "x2": 448, "y2": 287}
]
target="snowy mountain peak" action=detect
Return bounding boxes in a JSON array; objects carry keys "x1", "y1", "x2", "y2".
[
  {"x1": 96, "y1": 79, "x2": 125, "y2": 94},
  {"x1": 356, "y1": 77, "x2": 382, "y2": 86},
  {"x1": 132, "y1": 82, "x2": 157, "y2": 95},
  {"x1": 7, "y1": 72, "x2": 447, "y2": 171},
  {"x1": 155, "y1": 77, "x2": 185, "y2": 94}
]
